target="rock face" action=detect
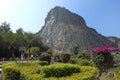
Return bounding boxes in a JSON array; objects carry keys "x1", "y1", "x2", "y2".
[
  {"x1": 38, "y1": 6, "x2": 118, "y2": 52},
  {"x1": 107, "y1": 36, "x2": 120, "y2": 46}
]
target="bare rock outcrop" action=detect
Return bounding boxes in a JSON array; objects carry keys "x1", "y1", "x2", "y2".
[{"x1": 38, "y1": 6, "x2": 118, "y2": 52}]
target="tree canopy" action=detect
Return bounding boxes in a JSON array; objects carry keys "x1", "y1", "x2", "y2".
[{"x1": 0, "y1": 21, "x2": 49, "y2": 59}]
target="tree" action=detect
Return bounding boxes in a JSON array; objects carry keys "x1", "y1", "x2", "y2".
[
  {"x1": 73, "y1": 46, "x2": 79, "y2": 56},
  {"x1": 16, "y1": 28, "x2": 24, "y2": 35},
  {"x1": 24, "y1": 32, "x2": 35, "y2": 60},
  {"x1": 0, "y1": 22, "x2": 19, "y2": 62},
  {"x1": 1, "y1": 32, "x2": 18, "y2": 62},
  {"x1": 27, "y1": 47, "x2": 40, "y2": 59},
  {"x1": 32, "y1": 36, "x2": 49, "y2": 52},
  {"x1": 0, "y1": 21, "x2": 11, "y2": 33},
  {"x1": 14, "y1": 28, "x2": 27, "y2": 47},
  {"x1": 90, "y1": 44, "x2": 117, "y2": 79}
]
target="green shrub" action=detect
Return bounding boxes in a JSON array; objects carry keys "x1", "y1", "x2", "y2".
[
  {"x1": 41, "y1": 63, "x2": 80, "y2": 77},
  {"x1": 69, "y1": 57, "x2": 78, "y2": 64},
  {"x1": 2, "y1": 62, "x2": 97, "y2": 80},
  {"x1": 69, "y1": 57, "x2": 94, "y2": 66},
  {"x1": 39, "y1": 52, "x2": 51, "y2": 64},
  {"x1": 2, "y1": 67, "x2": 20, "y2": 80},
  {"x1": 53, "y1": 54, "x2": 60, "y2": 62},
  {"x1": 2, "y1": 62, "x2": 41, "y2": 80},
  {"x1": 114, "y1": 66, "x2": 120, "y2": 80},
  {"x1": 77, "y1": 58, "x2": 94, "y2": 66},
  {"x1": 38, "y1": 61, "x2": 48, "y2": 66},
  {"x1": 60, "y1": 52, "x2": 71, "y2": 63},
  {"x1": 43, "y1": 66, "x2": 97, "y2": 80}
]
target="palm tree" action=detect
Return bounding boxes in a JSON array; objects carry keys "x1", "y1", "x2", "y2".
[{"x1": 24, "y1": 32, "x2": 35, "y2": 61}]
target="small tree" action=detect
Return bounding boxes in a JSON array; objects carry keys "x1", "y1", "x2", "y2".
[
  {"x1": 39, "y1": 52, "x2": 51, "y2": 64},
  {"x1": 73, "y1": 46, "x2": 79, "y2": 57},
  {"x1": 29, "y1": 47, "x2": 40, "y2": 60},
  {"x1": 24, "y1": 32, "x2": 35, "y2": 60},
  {"x1": 78, "y1": 50, "x2": 90, "y2": 59},
  {"x1": 90, "y1": 44, "x2": 119, "y2": 78},
  {"x1": 60, "y1": 51, "x2": 71, "y2": 63}
]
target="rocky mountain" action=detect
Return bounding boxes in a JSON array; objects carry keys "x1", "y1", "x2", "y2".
[
  {"x1": 107, "y1": 36, "x2": 120, "y2": 46},
  {"x1": 38, "y1": 6, "x2": 118, "y2": 52}
]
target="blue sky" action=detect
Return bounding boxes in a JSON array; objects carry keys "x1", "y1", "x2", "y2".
[{"x1": 0, "y1": 0, "x2": 120, "y2": 37}]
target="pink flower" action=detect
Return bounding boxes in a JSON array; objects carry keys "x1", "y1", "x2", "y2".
[{"x1": 90, "y1": 43, "x2": 120, "y2": 54}]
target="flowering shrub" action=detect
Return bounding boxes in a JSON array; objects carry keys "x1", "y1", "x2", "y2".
[{"x1": 90, "y1": 44, "x2": 119, "y2": 77}]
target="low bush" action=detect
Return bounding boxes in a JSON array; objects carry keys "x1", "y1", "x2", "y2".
[
  {"x1": 2, "y1": 67, "x2": 20, "y2": 80},
  {"x1": 53, "y1": 54, "x2": 60, "y2": 62},
  {"x1": 60, "y1": 52, "x2": 71, "y2": 63},
  {"x1": 114, "y1": 66, "x2": 120, "y2": 80},
  {"x1": 39, "y1": 52, "x2": 51, "y2": 64},
  {"x1": 69, "y1": 57, "x2": 94, "y2": 66},
  {"x1": 2, "y1": 62, "x2": 97, "y2": 80},
  {"x1": 43, "y1": 66, "x2": 97, "y2": 80},
  {"x1": 69, "y1": 57, "x2": 78, "y2": 64},
  {"x1": 38, "y1": 61, "x2": 48, "y2": 66},
  {"x1": 77, "y1": 58, "x2": 94, "y2": 66},
  {"x1": 2, "y1": 62, "x2": 41, "y2": 80},
  {"x1": 41, "y1": 63, "x2": 80, "y2": 77}
]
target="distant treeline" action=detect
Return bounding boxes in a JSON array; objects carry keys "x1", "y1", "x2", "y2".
[{"x1": 0, "y1": 21, "x2": 49, "y2": 59}]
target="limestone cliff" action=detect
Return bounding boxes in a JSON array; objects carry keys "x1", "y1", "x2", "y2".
[{"x1": 38, "y1": 6, "x2": 118, "y2": 52}]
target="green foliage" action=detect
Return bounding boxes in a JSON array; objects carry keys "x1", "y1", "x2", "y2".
[
  {"x1": 2, "y1": 62, "x2": 41, "y2": 80},
  {"x1": 92, "y1": 52, "x2": 113, "y2": 72},
  {"x1": 53, "y1": 54, "x2": 60, "y2": 60},
  {"x1": 60, "y1": 52, "x2": 71, "y2": 63},
  {"x1": 0, "y1": 22, "x2": 49, "y2": 59},
  {"x1": 27, "y1": 47, "x2": 39, "y2": 54},
  {"x1": 16, "y1": 28, "x2": 24, "y2": 35},
  {"x1": 114, "y1": 51, "x2": 120, "y2": 63},
  {"x1": 43, "y1": 66, "x2": 97, "y2": 80},
  {"x1": 2, "y1": 67, "x2": 20, "y2": 80},
  {"x1": 69, "y1": 57, "x2": 94, "y2": 66},
  {"x1": 41, "y1": 63, "x2": 80, "y2": 78},
  {"x1": 2, "y1": 62, "x2": 97, "y2": 80},
  {"x1": 77, "y1": 58, "x2": 93, "y2": 66},
  {"x1": 114, "y1": 66, "x2": 120, "y2": 80},
  {"x1": 47, "y1": 48, "x2": 53, "y2": 56},
  {"x1": 39, "y1": 52, "x2": 51, "y2": 64},
  {"x1": 0, "y1": 21, "x2": 11, "y2": 32},
  {"x1": 38, "y1": 61, "x2": 48, "y2": 66},
  {"x1": 73, "y1": 46, "x2": 79, "y2": 56},
  {"x1": 78, "y1": 50, "x2": 90, "y2": 59},
  {"x1": 69, "y1": 57, "x2": 77, "y2": 64},
  {"x1": 53, "y1": 54, "x2": 62, "y2": 62},
  {"x1": 91, "y1": 44, "x2": 116, "y2": 75},
  {"x1": 47, "y1": 48, "x2": 53, "y2": 53}
]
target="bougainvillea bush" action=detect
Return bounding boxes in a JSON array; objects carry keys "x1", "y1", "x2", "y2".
[{"x1": 90, "y1": 44, "x2": 119, "y2": 77}]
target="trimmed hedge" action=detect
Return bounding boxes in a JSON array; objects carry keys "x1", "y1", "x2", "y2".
[
  {"x1": 2, "y1": 62, "x2": 41, "y2": 80},
  {"x1": 2, "y1": 63, "x2": 97, "y2": 80},
  {"x1": 2, "y1": 67, "x2": 20, "y2": 80},
  {"x1": 41, "y1": 63, "x2": 80, "y2": 77},
  {"x1": 43, "y1": 66, "x2": 97, "y2": 80}
]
